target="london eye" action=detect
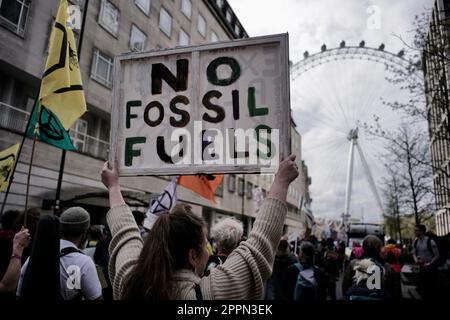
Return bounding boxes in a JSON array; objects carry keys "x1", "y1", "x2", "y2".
[{"x1": 290, "y1": 41, "x2": 424, "y2": 225}]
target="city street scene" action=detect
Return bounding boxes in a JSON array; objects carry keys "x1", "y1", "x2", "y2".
[{"x1": 0, "y1": 0, "x2": 449, "y2": 308}]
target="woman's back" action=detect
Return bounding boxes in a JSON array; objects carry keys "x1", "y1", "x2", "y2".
[{"x1": 101, "y1": 155, "x2": 299, "y2": 300}]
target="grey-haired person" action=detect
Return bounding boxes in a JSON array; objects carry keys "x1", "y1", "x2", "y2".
[{"x1": 204, "y1": 217, "x2": 244, "y2": 276}]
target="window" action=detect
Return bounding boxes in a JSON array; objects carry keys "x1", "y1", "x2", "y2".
[
  {"x1": 159, "y1": 7, "x2": 172, "y2": 37},
  {"x1": 238, "y1": 178, "x2": 244, "y2": 196},
  {"x1": 211, "y1": 31, "x2": 218, "y2": 42},
  {"x1": 0, "y1": 0, "x2": 30, "y2": 36},
  {"x1": 135, "y1": 0, "x2": 150, "y2": 15},
  {"x1": 181, "y1": 0, "x2": 191, "y2": 19},
  {"x1": 178, "y1": 28, "x2": 189, "y2": 46},
  {"x1": 226, "y1": 8, "x2": 232, "y2": 23},
  {"x1": 70, "y1": 119, "x2": 88, "y2": 152},
  {"x1": 24, "y1": 96, "x2": 34, "y2": 112},
  {"x1": 197, "y1": 13, "x2": 206, "y2": 37},
  {"x1": 91, "y1": 49, "x2": 113, "y2": 87},
  {"x1": 130, "y1": 24, "x2": 147, "y2": 51},
  {"x1": 227, "y1": 174, "x2": 236, "y2": 193},
  {"x1": 216, "y1": 0, "x2": 224, "y2": 8},
  {"x1": 99, "y1": 118, "x2": 110, "y2": 141},
  {"x1": 215, "y1": 180, "x2": 223, "y2": 197},
  {"x1": 98, "y1": 0, "x2": 120, "y2": 37},
  {"x1": 234, "y1": 23, "x2": 240, "y2": 36},
  {"x1": 246, "y1": 182, "x2": 253, "y2": 199}
]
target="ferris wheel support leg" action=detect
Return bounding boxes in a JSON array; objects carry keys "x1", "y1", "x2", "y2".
[
  {"x1": 356, "y1": 143, "x2": 385, "y2": 223},
  {"x1": 344, "y1": 139, "x2": 356, "y2": 226}
]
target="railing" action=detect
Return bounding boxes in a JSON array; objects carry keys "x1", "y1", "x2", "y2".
[
  {"x1": 0, "y1": 102, "x2": 29, "y2": 133},
  {"x1": 70, "y1": 131, "x2": 109, "y2": 160},
  {"x1": 0, "y1": 102, "x2": 109, "y2": 160}
]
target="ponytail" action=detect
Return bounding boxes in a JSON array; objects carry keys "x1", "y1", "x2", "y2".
[{"x1": 122, "y1": 204, "x2": 206, "y2": 300}]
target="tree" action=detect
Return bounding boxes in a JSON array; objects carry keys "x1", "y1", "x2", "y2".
[
  {"x1": 375, "y1": 124, "x2": 435, "y2": 225},
  {"x1": 382, "y1": 168, "x2": 404, "y2": 241},
  {"x1": 382, "y1": 11, "x2": 450, "y2": 191}
]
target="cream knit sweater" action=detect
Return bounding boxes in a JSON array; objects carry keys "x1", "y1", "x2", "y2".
[{"x1": 106, "y1": 198, "x2": 287, "y2": 300}]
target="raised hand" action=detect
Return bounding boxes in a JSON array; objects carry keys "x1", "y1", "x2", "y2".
[
  {"x1": 274, "y1": 154, "x2": 299, "y2": 186},
  {"x1": 101, "y1": 161, "x2": 119, "y2": 190}
]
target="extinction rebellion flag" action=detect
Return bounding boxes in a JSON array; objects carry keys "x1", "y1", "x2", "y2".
[
  {"x1": 143, "y1": 178, "x2": 178, "y2": 230},
  {"x1": 26, "y1": 0, "x2": 86, "y2": 150},
  {"x1": 0, "y1": 144, "x2": 20, "y2": 192}
]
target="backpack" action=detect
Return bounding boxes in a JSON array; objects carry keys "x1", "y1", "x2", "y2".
[
  {"x1": 59, "y1": 247, "x2": 85, "y2": 301},
  {"x1": 346, "y1": 259, "x2": 390, "y2": 301},
  {"x1": 347, "y1": 284, "x2": 391, "y2": 301},
  {"x1": 414, "y1": 233, "x2": 449, "y2": 266},
  {"x1": 293, "y1": 263, "x2": 318, "y2": 302},
  {"x1": 348, "y1": 289, "x2": 383, "y2": 301}
]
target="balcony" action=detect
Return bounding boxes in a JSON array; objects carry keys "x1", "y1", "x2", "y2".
[
  {"x1": 0, "y1": 101, "x2": 28, "y2": 133},
  {"x1": 0, "y1": 102, "x2": 109, "y2": 160},
  {"x1": 69, "y1": 129, "x2": 109, "y2": 160}
]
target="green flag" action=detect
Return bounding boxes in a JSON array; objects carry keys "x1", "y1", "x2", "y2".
[{"x1": 26, "y1": 100, "x2": 77, "y2": 150}]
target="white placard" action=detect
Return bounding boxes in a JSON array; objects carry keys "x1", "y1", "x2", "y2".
[{"x1": 110, "y1": 34, "x2": 291, "y2": 176}]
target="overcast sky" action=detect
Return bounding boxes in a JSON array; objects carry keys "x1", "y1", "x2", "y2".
[{"x1": 228, "y1": 0, "x2": 434, "y2": 222}]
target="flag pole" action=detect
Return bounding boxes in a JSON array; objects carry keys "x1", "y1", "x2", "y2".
[
  {"x1": 0, "y1": 96, "x2": 40, "y2": 217},
  {"x1": 24, "y1": 134, "x2": 38, "y2": 225},
  {"x1": 298, "y1": 195, "x2": 303, "y2": 215},
  {"x1": 54, "y1": 0, "x2": 89, "y2": 215},
  {"x1": 297, "y1": 195, "x2": 303, "y2": 246},
  {"x1": 294, "y1": 237, "x2": 298, "y2": 256},
  {"x1": 241, "y1": 174, "x2": 246, "y2": 235}
]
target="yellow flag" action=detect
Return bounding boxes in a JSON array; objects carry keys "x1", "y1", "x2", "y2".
[
  {"x1": 39, "y1": 0, "x2": 86, "y2": 130},
  {"x1": 0, "y1": 144, "x2": 20, "y2": 192}
]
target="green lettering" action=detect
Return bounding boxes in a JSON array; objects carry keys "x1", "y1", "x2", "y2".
[
  {"x1": 255, "y1": 125, "x2": 274, "y2": 159},
  {"x1": 248, "y1": 87, "x2": 268, "y2": 117},
  {"x1": 126, "y1": 100, "x2": 141, "y2": 129},
  {"x1": 125, "y1": 137, "x2": 146, "y2": 166}
]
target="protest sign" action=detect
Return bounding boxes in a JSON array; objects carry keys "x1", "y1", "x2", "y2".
[{"x1": 110, "y1": 33, "x2": 290, "y2": 175}]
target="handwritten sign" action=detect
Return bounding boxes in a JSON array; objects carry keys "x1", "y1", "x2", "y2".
[{"x1": 110, "y1": 34, "x2": 290, "y2": 175}]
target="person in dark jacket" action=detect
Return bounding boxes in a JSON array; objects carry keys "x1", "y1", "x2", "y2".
[
  {"x1": 343, "y1": 235, "x2": 394, "y2": 300},
  {"x1": 265, "y1": 236, "x2": 297, "y2": 300},
  {"x1": 284, "y1": 241, "x2": 327, "y2": 301},
  {"x1": 94, "y1": 226, "x2": 113, "y2": 300}
]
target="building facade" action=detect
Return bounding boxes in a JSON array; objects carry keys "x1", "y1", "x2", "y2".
[
  {"x1": 0, "y1": 0, "x2": 309, "y2": 237},
  {"x1": 423, "y1": 0, "x2": 450, "y2": 236}
]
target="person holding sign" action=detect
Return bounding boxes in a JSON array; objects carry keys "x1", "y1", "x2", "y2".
[{"x1": 101, "y1": 155, "x2": 298, "y2": 300}]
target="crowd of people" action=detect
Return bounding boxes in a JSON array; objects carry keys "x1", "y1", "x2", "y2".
[
  {"x1": 0, "y1": 155, "x2": 448, "y2": 301},
  {"x1": 263, "y1": 223, "x2": 448, "y2": 301}
]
